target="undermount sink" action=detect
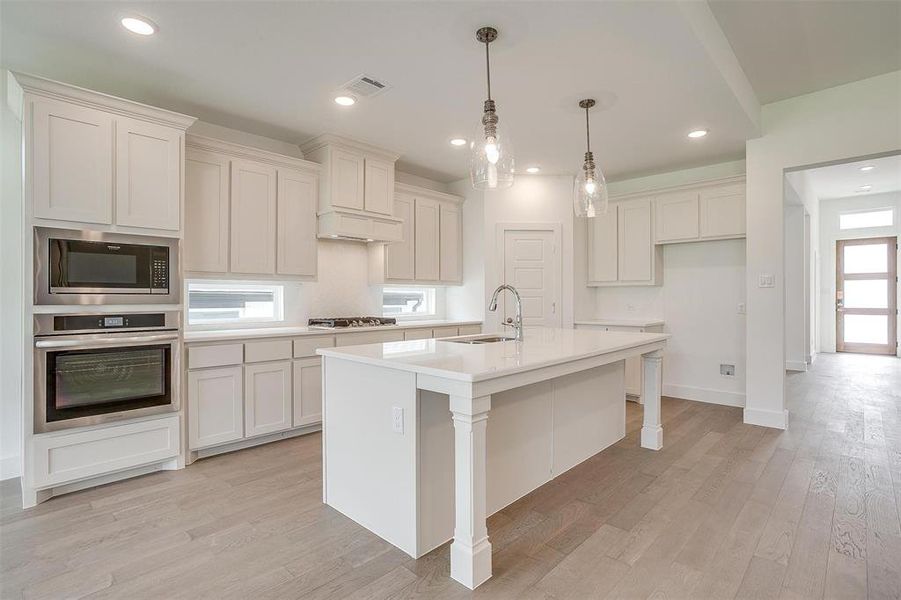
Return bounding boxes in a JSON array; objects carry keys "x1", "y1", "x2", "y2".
[{"x1": 444, "y1": 335, "x2": 517, "y2": 344}]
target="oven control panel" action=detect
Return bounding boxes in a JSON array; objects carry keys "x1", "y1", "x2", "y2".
[{"x1": 53, "y1": 313, "x2": 167, "y2": 332}]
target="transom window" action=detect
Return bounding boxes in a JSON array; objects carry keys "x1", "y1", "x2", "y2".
[
  {"x1": 187, "y1": 282, "x2": 284, "y2": 325},
  {"x1": 839, "y1": 209, "x2": 893, "y2": 230}
]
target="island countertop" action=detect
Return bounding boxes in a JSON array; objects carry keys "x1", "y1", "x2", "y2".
[{"x1": 317, "y1": 326, "x2": 669, "y2": 383}]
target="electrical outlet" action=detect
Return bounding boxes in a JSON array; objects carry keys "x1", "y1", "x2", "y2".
[
  {"x1": 392, "y1": 407, "x2": 404, "y2": 434},
  {"x1": 720, "y1": 363, "x2": 735, "y2": 377},
  {"x1": 737, "y1": 303, "x2": 746, "y2": 314},
  {"x1": 758, "y1": 273, "x2": 775, "y2": 288}
]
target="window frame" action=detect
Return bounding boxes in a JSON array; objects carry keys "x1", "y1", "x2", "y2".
[
  {"x1": 838, "y1": 208, "x2": 894, "y2": 231},
  {"x1": 186, "y1": 280, "x2": 286, "y2": 328}
]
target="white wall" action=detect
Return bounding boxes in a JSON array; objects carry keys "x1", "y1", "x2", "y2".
[
  {"x1": 745, "y1": 70, "x2": 901, "y2": 429},
  {"x1": 593, "y1": 240, "x2": 747, "y2": 407},
  {"x1": 1, "y1": 70, "x2": 24, "y2": 479},
  {"x1": 783, "y1": 200, "x2": 808, "y2": 371},
  {"x1": 818, "y1": 191, "x2": 901, "y2": 353}
]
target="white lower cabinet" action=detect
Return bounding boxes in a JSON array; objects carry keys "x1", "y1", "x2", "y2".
[
  {"x1": 188, "y1": 366, "x2": 244, "y2": 450},
  {"x1": 32, "y1": 415, "x2": 179, "y2": 488},
  {"x1": 244, "y1": 361, "x2": 293, "y2": 437},
  {"x1": 293, "y1": 358, "x2": 322, "y2": 427}
]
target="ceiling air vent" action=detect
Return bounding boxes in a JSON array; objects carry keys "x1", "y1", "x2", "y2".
[{"x1": 339, "y1": 74, "x2": 391, "y2": 99}]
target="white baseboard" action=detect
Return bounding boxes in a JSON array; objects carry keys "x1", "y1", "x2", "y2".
[
  {"x1": 0, "y1": 455, "x2": 21, "y2": 481},
  {"x1": 663, "y1": 384, "x2": 745, "y2": 408},
  {"x1": 743, "y1": 407, "x2": 789, "y2": 430},
  {"x1": 807, "y1": 353, "x2": 817, "y2": 365},
  {"x1": 785, "y1": 360, "x2": 808, "y2": 372}
]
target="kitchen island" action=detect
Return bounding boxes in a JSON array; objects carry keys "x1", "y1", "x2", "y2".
[{"x1": 318, "y1": 327, "x2": 669, "y2": 589}]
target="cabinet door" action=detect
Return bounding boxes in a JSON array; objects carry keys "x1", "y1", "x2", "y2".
[
  {"x1": 230, "y1": 159, "x2": 277, "y2": 274},
  {"x1": 363, "y1": 157, "x2": 394, "y2": 215},
  {"x1": 439, "y1": 203, "x2": 462, "y2": 283},
  {"x1": 293, "y1": 358, "x2": 322, "y2": 427},
  {"x1": 115, "y1": 118, "x2": 181, "y2": 230},
  {"x1": 244, "y1": 361, "x2": 292, "y2": 437},
  {"x1": 618, "y1": 198, "x2": 653, "y2": 282},
  {"x1": 184, "y1": 150, "x2": 230, "y2": 272},
  {"x1": 277, "y1": 169, "x2": 318, "y2": 276},
  {"x1": 31, "y1": 98, "x2": 113, "y2": 224},
  {"x1": 386, "y1": 193, "x2": 415, "y2": 280},
  {"x1": 588, "y1": 205, "x2": 618, "y2": 283},
  {"x1": 414, "y1": 197, "x2": 440, "y2": 281},
  {"x1": 188, "y1": 366, "x2": 244, "y2": 450},
  {"x1": 331, "y1": 148, "x2": 364, "y2": 210},
  {"x1": 699, "y1": 184, "x2": 746, "y2": 239},
  {"x1": 655, "y1": 191, "x2": 698, "y2": 243}
]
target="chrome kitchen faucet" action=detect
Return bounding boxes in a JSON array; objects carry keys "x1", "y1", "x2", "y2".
[{"x1": 488, "y1": 284, "x2": 524, "y2": 341}]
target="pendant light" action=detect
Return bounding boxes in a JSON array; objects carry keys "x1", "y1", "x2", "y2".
[
  {"x1": 470, "y1": 26, "x2": 514, "y2": 190},
  {"x1": 573, "y1": 99, "x2": 608, "y2": 217}
]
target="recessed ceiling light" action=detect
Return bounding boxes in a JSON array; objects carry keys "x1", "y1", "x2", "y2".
[
  {"x1": 121, "y1": 16, "x2": 156, "y2": 36},
  {"x1": 449, "y1": 138, "x2": 467, "y2": 147},
  {"x1": 859, "y1": 165, "x2": 875, "y2": 172},
  {"x1": 334, "y1": 95, "x2": 356, "y2": 106},
  {"x1": 526, "y1": 167, "x2": 540, "y2": 174},
  {"x1": 856, "y1": 185, "x2": 873, "y2": 193},
  {"x1": 687, "y1": 129, "x2": 708, "y2": 139}
]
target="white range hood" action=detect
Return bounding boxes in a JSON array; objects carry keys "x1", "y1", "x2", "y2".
[{"x1": 318, "y1": 208, "x2": 403, "y2": 243}]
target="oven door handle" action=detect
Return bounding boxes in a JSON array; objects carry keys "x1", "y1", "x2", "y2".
[{"x1": 35, "y1": 333, "x2": 179, "y2": 349}]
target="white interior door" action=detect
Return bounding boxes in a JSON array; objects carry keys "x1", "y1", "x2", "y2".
[{"x1": 502, "y1": 228, "x2": 561, "y2": 327}]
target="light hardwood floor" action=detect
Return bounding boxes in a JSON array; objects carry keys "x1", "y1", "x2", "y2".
[{"x1": 2, "y1": 352, "x2": 899, "y2": 599}]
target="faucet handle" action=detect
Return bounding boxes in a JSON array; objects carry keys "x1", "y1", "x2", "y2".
[{"x1": 505, "y1": 317, "x2": 513, "y2": 324}]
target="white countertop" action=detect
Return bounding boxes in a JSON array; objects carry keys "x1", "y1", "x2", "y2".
[
  {"x1": 575, "y1": 318, "x2": 665, "y2": 328},
  {"x1": 183, "y1": 320, "x2": 482, "y2": 343},
  {"x1": 317, "y1": 327, "x2": 669, "y2": 383}
]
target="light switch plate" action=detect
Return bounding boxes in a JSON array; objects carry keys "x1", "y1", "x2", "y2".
[
  {"x1": 758, "y1": 273, "x2": 775, "y2": 288},
  {"x1": 392, "y1": 407, "x2": 404, "y2": 434}
]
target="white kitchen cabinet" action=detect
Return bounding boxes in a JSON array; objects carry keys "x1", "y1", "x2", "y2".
[
  {"x1": 244, "y1": 361, "x2": 293, "y2": 438},
  {"x1": 655, "y1": 191, "x2": 699, "y2": 243},
  {"x1": 115, "y1": 118, "x2": 182, "y2": 230},
  {"x1": 293, "y1": 358, "x2": 323, "y2": 427},
  {"x1": 184, "y1": 149, "x2": 230, "y2": 272},
  {"x1": 335, "y1": 329, "x2": 405, "y2": 346},
  {"x1": 364, "y1": 157, "x2": 394, "y2": 215},
  {"x1": 439, "y1": 203, "x2": 463, "y2": 283},
  {"x1": 404, "y1": 328, "x2": 433, "y2": 340},
  {"x1": 458, "y1": 324, "x2": 482, "y2": 336},
  {"x1": 331, "y1": 148, "x2": 365, "y2": 211},
  {"x1": 31, "y1": 98, "x2": 114, "y2": 224},
  {"x1": 414, "y1": 197, "x2": 440, "y2": 281},
  {"x1": 230, "y1": 159, "x2": 277, "y2": 275},
  {"x1": 574, "y1": 322, "x2": 664, "y2": 397},
  {"x1": 699, "y1": 183, "x2": 745, "y2": 239},
  {"x1": 588, "y1": 207, "x2": 618, "y2": 283},
  {"x1": 588, "y1": 197, "x2": 661, "y2": 287},
  {"x1": 386, "y1": 193, "x2": 415, "y2": 280},
  {"x1": 277, "y1": 168, "x2": 318, "y2": 277},
  {"x1": 188, "y1": 366, "x2": 244, "y2": 449},
  {"x1": 618, "y1": 199, "x2": 654, "y2": 282}
]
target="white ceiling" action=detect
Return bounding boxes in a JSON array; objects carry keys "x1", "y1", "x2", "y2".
[
  {"x1": 1, "y1": 1, "x2": 895, "y2": 183},
  {"x1": 801, "y1": 154, "x2": 901, "y2": 202},
  {"x1": 709, "y1": 0, "x2": 901, "y2": 104}
]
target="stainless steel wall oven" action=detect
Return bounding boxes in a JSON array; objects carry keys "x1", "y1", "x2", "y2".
[{"x1": 34, "y1": 312, "x2": 180, "y2": 433}]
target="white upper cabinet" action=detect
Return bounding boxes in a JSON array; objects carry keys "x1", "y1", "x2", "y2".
[
  {"x1": 439, "y1": 203, "x2": 462, "y2": 283},
  {"x1": 115, "y1": 118, "x2": 181, "y2": 230},
  {"x1": 588, "y1": 206, "x2": 618, "y2": 283},
  {"x1": 277, "y1": 168, "x2": 318, "y2": 277},
  {"x1": 364, "y1": 157, "x2": 394, "y2": 215},
  {"x1": 230, "y1": 159, "x2": 277, "y2": 275},
  {"x1": 331, "y1": 148, "x2": 365, "y2": 210},
  {"x1": 386, "y1": 193, "x2": 415, "y2": 281},
  {"x1": 19, "y1": 73, "x2": 195, "y2": 233},
  {"x1": 618, "y1": 199, "x2": 654, "y2": 282},
  {"x1": 655, "y1": 191, "x2": 699, "y2": 243},
  {"x1": 699, "y1": 183, "x2": 746, "y2": 239},
  {"x1": 414, "y1": 197, "x2": 440, "y2": 281},
  {"x1": 31, "y1": 98, "x2": 114, "y2": 224},
  {"x1": 184, "y1": 149, "x2": 230, "y2": 273}
]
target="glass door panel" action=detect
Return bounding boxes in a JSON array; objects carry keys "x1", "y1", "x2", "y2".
[{"x1": 836, "y1": 237, "x2": 897, "y2": 355}]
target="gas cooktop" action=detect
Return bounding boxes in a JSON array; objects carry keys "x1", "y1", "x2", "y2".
[{"x1": 308, "y1": 317, "x2": 397, "y2": 329}]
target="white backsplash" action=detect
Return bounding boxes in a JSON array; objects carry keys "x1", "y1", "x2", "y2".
[{"x1": 292, "y1": 240, "x2": 382, "y2": 322}]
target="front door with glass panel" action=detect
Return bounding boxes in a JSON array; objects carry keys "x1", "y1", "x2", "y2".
[{"x1": 836, "y1": 237, "x2": 897, "y2": 355}]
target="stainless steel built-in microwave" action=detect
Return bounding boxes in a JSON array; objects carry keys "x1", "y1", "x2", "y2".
[{"x1": 35, "y1": 228, "x2": 180, "y2": 305}]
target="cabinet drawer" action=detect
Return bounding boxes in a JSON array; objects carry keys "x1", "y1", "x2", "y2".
[
  {"x1": 244, "y1": 339, "x2": 292, "y2": 363},
  {"x1": 404, "y1": 328, "x2": 432, "y2": 341},
  {"x1": 32, "y1": 415, "x2": 179, "y2": 488},
  {"x1": 432, "y1": 326, "x2": 459, "y2": 338},
  {"x1": 188, "y1": 343, "x2": 243, "y2": 369},
  {"x1": 293, "y1": 335, "x2": 335, "y2": 358},
  {"x1": 457, "y1": 325, "x2": 482, "y2": 336},
  {"x1": 335, "y1": 330, "x2": 405, "y2": 346}
]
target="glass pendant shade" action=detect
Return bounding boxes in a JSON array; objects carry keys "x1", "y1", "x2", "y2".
[
  {"x1": 574, "y1": 163, "x2": 608, "y2": 218},
  {"x1": 471, "y1": 126, "x2": 514, "y2": 190}
]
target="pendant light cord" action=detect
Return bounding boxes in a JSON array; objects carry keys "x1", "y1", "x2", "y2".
[{"x1": 484, "y1": 41, "x2": 492, "y2": 100}]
